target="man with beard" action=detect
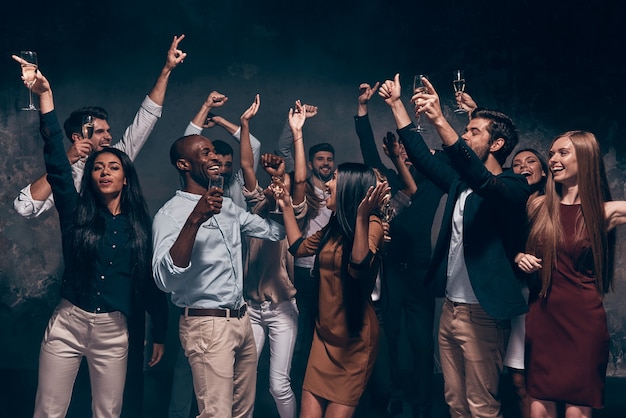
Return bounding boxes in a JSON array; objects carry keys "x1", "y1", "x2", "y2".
[
  {"x1": 275, "y1": 112, "x2": 334, "y2": 408},
  {"x1": 379, "y1": 74, "x2": 530, "y2": 418}
]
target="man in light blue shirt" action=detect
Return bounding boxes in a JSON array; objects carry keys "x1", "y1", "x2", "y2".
[
  {"x1": 168, "y1": 92, "x2": 263, "y2": 418},
  {"x1": 153, "y1": 134, "x2": 284, "y2": 418}
]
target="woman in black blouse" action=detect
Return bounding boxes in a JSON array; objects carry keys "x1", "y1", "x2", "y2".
[{"x1": 14, "y1": 57, "x2": 166, "y2": 418}]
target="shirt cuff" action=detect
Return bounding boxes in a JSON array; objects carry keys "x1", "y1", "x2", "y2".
[{"x1": 141, "y1": 95, "x2": 163, "y2": 118}]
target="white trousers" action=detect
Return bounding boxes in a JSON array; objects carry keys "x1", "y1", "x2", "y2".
[
  {"x1": 33, "y1": 299, "x2": 129, "y2": 418},
  {"x1": 248, "y1": 299, "x2": 298, "y2": 418}
]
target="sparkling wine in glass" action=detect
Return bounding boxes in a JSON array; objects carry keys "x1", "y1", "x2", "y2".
[
  {"x1": 208, "y1": 174, "x2": 224, "y2": 192},
  {"x1": 381, "y1": 198, "x2": 394, "y2": 243},
  {"x1": 268, "y1": 177, "x2": 284, "y2": 214},
  {"x1": 201, "y1": 174, "x2": 224, "y2": 228},
  {"x1": 82, "y1": 115, "x2": 94, "y2": 140},
  {"x1": 20, "y1": 51, "x2": 38, "y2": 111},
  {"x1": 453, "y1": 69, "x2": 467, "y2": 114},
  {"x1": 412, "y1": 74, "x2": 428, "y2": 132}
]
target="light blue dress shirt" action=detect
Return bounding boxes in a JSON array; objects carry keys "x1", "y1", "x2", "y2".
[{"x1": 152, "y1": 190, "x2": 285, "y2": 310}]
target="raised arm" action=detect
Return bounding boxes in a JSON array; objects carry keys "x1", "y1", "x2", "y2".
[
  {"x1": 117, "y1": 35, "x2": 185, "y2": 162},
  {"x1": 240, "y1": 94, "x2": 260, "y2": 191},
  {"x1": 456, "y1": 91, "x2": 478, "y2": 115},
  {"x1": 12, "y1": 56, "x2": 58, "y2": 216},
  {"x1": 355, "y1": 82, "x2": 387, "y2": 170},
  {"x1": 148, "y1": 34, "x2": 187, "y2": 106},
  {"x1": 383, "y1": 132, "x2": 417, "y2": 196},
  {"x1": 289, "y1": 100, "x2": 307, "y2": 205},
  {"x1": 352, "y1": 181, "x2": 389, "y2": 263},
  {"x1": 274, "y1": 178, "x2": 303, "y2": 246},
  {"x1": 183, "y1": 91, "x2": 228, "y2": 135},
  {"x1": 378, "y1": 73, "x2": 458, "y2": 146},
  {"x1": 275, "y1": 103, "x2": 318, "y2": 173}
]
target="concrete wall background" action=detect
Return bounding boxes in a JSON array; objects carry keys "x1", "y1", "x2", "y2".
[{"x1": 1, "y1": 0, "x2": 625, "y2": 406}]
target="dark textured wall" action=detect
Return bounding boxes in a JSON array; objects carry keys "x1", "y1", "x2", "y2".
[{"x1": 1, "y1": 0, "x2": 625, "y2": 411}]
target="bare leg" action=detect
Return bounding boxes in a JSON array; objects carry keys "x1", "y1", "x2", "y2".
[
  {"x1": 508, "y1": 368, "x2": 530, "y2": 418},
  {"x1": 324, "y1": 402, "x2": 356, "y2": 418},
  {"x1": 530, "y1": 398, "x2": 557, "y2": 418},
  {"x1": 300, "y1": 390, "x2": 325, "y2": 418},
  {"x1": 564, "y1": 404, "x2": 592, "y2": 418}
]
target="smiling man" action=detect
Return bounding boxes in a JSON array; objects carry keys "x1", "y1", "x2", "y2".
[
  {"x1": 152, "y1": 134, "x2": 285, "y2": 418},
  {"x1": 13, "y1": 34, "x2": 186, "y2": 218},
  {"x1": 380, "y1": 74, "x2": 530, "y2": 418}
]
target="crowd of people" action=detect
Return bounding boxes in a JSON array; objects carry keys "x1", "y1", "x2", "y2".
[{"x1": 12, "y1": 34, "x2": 626, "y2": 418}]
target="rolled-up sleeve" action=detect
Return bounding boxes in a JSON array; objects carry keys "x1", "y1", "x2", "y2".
[{"x1": 152, "y1": 211, "x2": 192, "y2": 293}]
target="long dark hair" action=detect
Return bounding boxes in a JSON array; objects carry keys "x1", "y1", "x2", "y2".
[
  {"x1": 66, "y1": 148, "x2": 152, "y2": 296},
  {"x1": 512, "y1": 147, "x2": 548, "y2": 197},
  {"x1": 312, "y1": 162, "x2": 379, "y2": 337}
]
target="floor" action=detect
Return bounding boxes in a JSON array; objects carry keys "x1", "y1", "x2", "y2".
[
  {"x1": 3, "y1": 363, "x2": 626, "y2": 417},
  {"x1": 4, "y1": 309, "x2": 626, "y2": 418}
]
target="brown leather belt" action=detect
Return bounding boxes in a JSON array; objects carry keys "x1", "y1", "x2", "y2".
[{"x1": 181, "y1": 304, "x2": 247, "y2": 319}]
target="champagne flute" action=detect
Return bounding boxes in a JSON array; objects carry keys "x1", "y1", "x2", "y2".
[
  {"x1": 208, "y1": 174, "x2": 224, "y2": 192},
  {"x1": 82, "y1": 115, "x2": 94, "y2": 140},
  {"x1": 268, "y1": 176, "x2": 284, "y2": 214},
  {"x1": 20, "y1": 51, "x2": 38, "y2": 111},
  {"x1": 202, "y1": 174, "x2": 224, "y2": 228},
  {"x1": 381, "y1": 197, "x2": 394, "y2": 243},
  {"x1": 412, "y1": 74, "x2": 428, "y2": 132},
  {"x1": 453, "y1": 69, "x2": 467, "y2": 114}
]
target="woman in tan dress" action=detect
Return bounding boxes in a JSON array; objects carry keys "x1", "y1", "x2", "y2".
[{"x1": 274, "y1": 159, "x2": 388, "y2": 418}]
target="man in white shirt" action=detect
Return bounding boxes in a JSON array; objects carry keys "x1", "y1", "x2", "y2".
[{"x1": 13, "y1": 34, "x2": 186, "y2": 218}]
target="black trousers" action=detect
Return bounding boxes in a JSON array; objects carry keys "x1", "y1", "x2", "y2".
[{"x1": 380, "y1": 263, "x2": 436, "y2": 409}]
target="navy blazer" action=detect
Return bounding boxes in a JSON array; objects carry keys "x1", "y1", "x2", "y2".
[{"x1": 398, "y1": 124, "x2": 530, "y2": 320}]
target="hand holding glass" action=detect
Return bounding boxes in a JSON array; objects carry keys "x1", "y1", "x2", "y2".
[
  {"x1": 412, "y1": 75, "x2": 428, "y2": 132},
  {"x1": 382, "y1": 198, "x2": 394, "y2": 243},
  {"x1": 82, "y1": 115, "x2": 94, "y2": 140},
  {"x1": 453, "y1": 69, "x2": 467, "y2": 114},
  {"x1": 268, "y1": 177, "x2": 284, "y2": 214},
  {"x1": 19, "y1": 51, "x2": 38, "y2": 111},
  {"x1": 208, "y1": 175, "x2": 224, "y2": 192}
]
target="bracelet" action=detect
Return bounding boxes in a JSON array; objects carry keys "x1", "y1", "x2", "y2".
[{"x1": 294, "y1": 137, "x2": 303, "y2": 143}]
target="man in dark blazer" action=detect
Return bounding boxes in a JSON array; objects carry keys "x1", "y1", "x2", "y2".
[{"x1": 379, "y1": 74, "x2": 530, "y2": 418}]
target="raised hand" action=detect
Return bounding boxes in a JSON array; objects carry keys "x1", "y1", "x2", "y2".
[
  {"x1": 66, "y1": 139, "x2": 93, "y2": 164},
  {"x1": 303, "y1": 104, "x2": 318, "y2": 119},
  {"x1": 12, "y1": 55, "x2": 50, "y2": 95},
  {"x1": 382, "y1": 132, "x2": 400, "y2": 159},
  {"x1": 357, "y1": 181, "x2": 390, "y2": 219},
  {"x1": 455, "y1": 91, "x2": 478, "y2": 114},
  {"x1": 267, "y1": 174, "x2": 291, "y2": 210},
  {"x1": 241, "y1": 94, "x2": 260, "y2": 124},
  {"x1": 261, "y1": 153, "x2": 286, "y2": 178},
  {"x1": 412, "y1": 77, "x2": 444, "y2": 122},
  {"x1": 165, "y1": 34, "x2": 187, "y2": 70},
  {"x1": 378, "y1": 73, "x2": 402, "y2": 105},
  {"x1": 358, "y1": 82, "x2": 381, "y2": 105},
  {"x1": 204, "y1": 91, "x2": 228, "y2": 110},
  {"x1": 201, "y1": 92, "x2": 228, "y2": 128},
  {"x1": 288, "y1": 100, "x2": 306, "y2": 132}
]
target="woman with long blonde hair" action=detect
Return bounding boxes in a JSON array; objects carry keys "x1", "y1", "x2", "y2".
[{"x1": 517, "y1": 131, "x2": 626, "y2": 418}]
